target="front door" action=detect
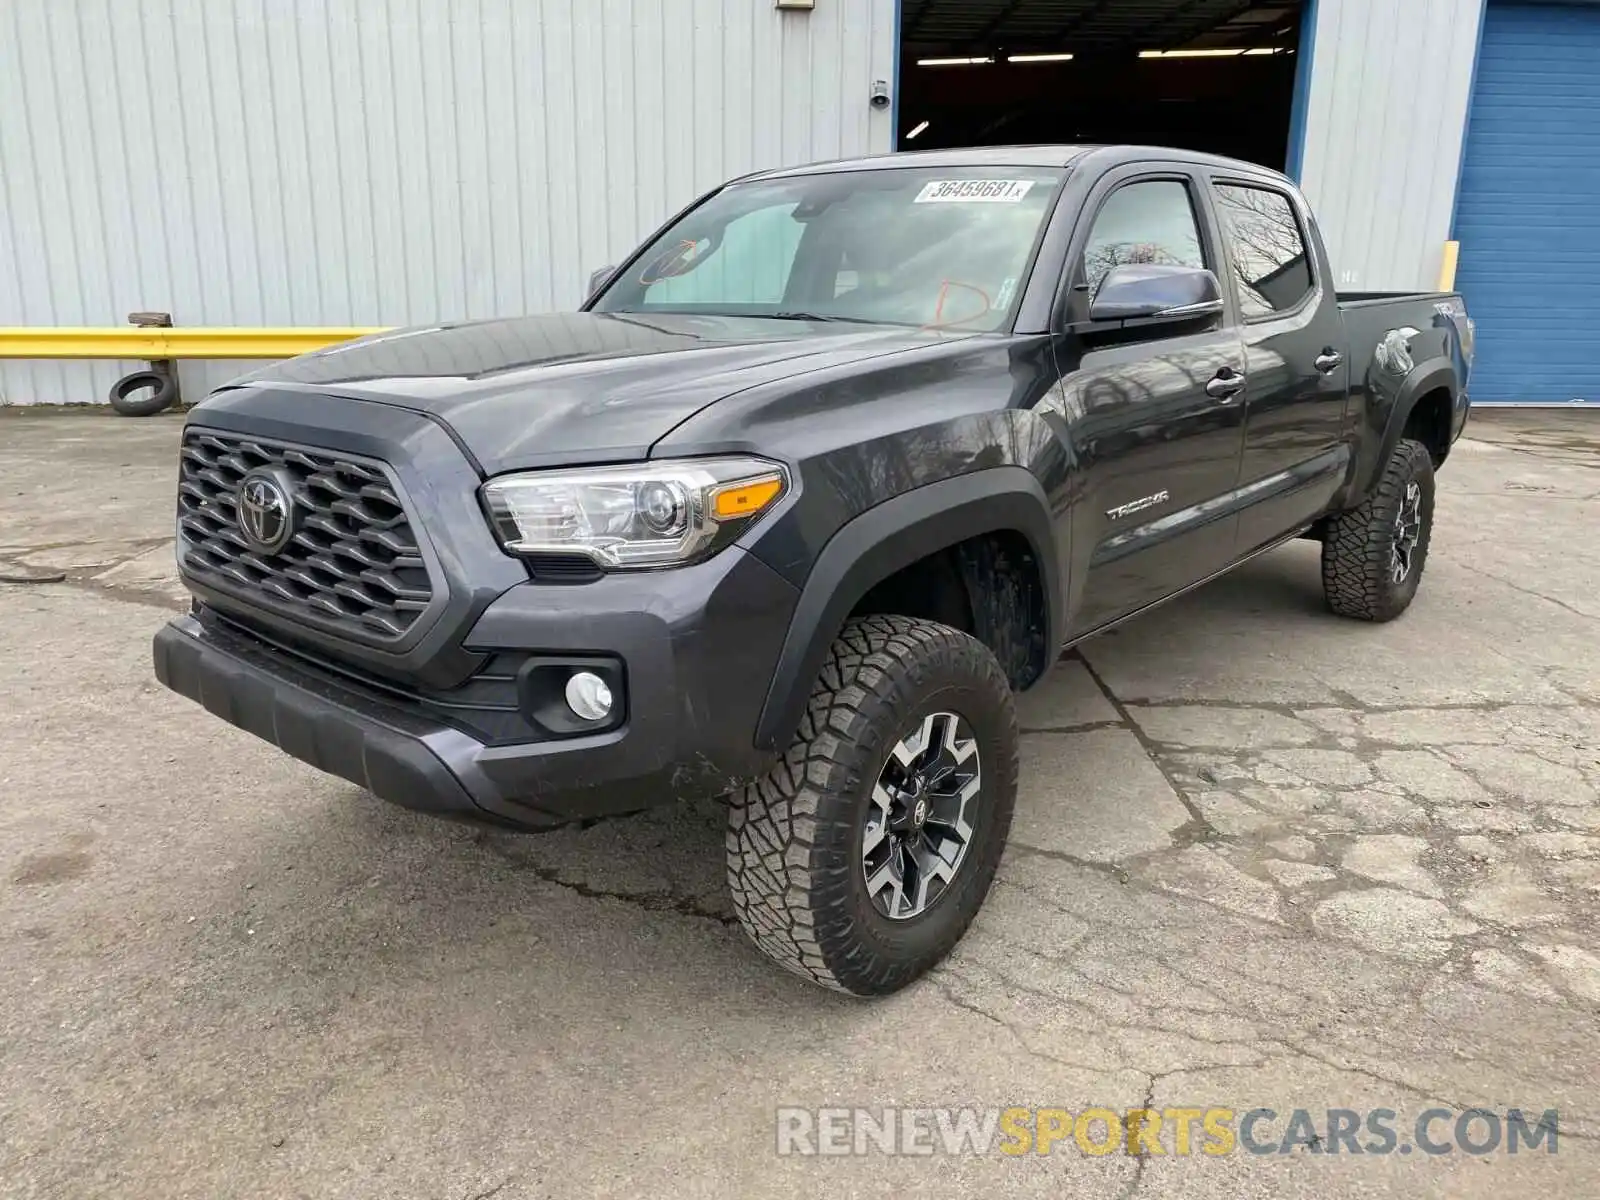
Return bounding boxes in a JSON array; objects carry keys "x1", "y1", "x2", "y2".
[{"x1": 1045, "y1": 170, "x2": 1248, "y2": 636}]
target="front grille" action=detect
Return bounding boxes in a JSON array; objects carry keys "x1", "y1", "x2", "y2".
[{"x1": 177, "y1": 430, "x2": 437, "y2": 643}]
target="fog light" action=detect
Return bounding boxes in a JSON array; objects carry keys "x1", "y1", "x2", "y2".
[{"x1": 564, "y1": 671, "x2": 613, "y2": 721}]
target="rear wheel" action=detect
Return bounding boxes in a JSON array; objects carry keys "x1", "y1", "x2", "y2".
[
  {"x1": 1322, "y1": 437, "x2": 1435, "y2": 622},
  {"x1": 725, "y1": 615, "x2": 1018, "y2": 996}
]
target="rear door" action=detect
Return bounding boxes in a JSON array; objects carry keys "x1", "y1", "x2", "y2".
[
  {"x1": 1206, "y1": 177, "x2": 1350, "y2": 553},
  {"x1": 1046, "y1": 166, "x2": 1248, "y2": 636}
]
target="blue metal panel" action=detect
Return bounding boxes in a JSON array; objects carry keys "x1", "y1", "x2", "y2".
[
  {"x1": 890, "y1": 0, "x2": 901, "y2": 149},
  {"x1": 1453, "y1": 2, "x2": 1600, "y2": 403},
  {"x1": 1284, "y1": 0, "x2": 1319, "y2": 182}
]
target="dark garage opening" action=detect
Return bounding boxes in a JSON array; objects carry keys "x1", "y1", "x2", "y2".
[{"x1": 897, "y1": 0, "x2": 1307, "y2": 170}]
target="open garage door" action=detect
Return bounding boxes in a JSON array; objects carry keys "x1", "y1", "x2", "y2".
[{"x1": 897, "y1": 0, "x2": 1306, "y2": 169}]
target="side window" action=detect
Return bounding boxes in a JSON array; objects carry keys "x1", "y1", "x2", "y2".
[
  {"x1": 1079, "y1": 180, "x2": 1205, "y2": 298},
  {"x1": 644, "y1": 204, "x2": 805, "y2": 305},
  {"x1": 1212, "y1": 184, "x2": 1313, "y2": 317}
]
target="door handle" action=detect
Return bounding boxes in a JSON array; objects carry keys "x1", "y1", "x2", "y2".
[
  {"x1": 1205, "y1": 369, "x2": 1246, "y2": 400},
  {"x1": 1315, "y1": 350, "x2": 1344, "y2": 373}
]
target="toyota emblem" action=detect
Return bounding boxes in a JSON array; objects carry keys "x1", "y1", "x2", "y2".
[{"x1": 236, "y1": 469, "x2": 296, "y2": 555}]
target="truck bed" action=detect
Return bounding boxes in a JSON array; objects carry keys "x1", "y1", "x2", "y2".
[
  {"x1": 1336, "y1": 290, "x2": 1474, "y2": 444},
  {"x1": 1337, "y1": 291, "x2": 1469, "y2": 372}
]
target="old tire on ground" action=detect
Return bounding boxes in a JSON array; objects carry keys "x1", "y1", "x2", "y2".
[
  {"x1": 1322, "y1": 436, "x2": 1435, "y2": 622},
  {"x1": 108, "y1": 369, "x2": 178, "y2": 417},
  {"x1": 726, "y1": 614, "x2": 1018, "y2": 996}
]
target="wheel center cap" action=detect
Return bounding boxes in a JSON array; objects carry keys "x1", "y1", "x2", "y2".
[{"x1": 911, "y1": 795, "x2": 929, "y2": 829}]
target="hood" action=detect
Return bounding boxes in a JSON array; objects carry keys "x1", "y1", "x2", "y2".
[{"x1": 223, "y1": 312, "x2": 973, "y2": 474}]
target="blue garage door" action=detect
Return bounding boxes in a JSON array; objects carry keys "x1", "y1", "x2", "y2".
[{"x1": 1453, "y1": 2, "x2": 1600, "y2": 403}]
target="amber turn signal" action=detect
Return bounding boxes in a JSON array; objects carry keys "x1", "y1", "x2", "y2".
[{"x1": 711, "y1": 475, "x2": 784, "y2": 521}]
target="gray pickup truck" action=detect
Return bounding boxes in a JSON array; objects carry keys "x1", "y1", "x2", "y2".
[{"x1": 155, "y1": 145, "x2": 1473, "y2": 995}]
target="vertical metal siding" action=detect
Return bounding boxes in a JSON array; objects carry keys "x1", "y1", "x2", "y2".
[
  {"x1": 1295, "y1": 0, "x2": 1483, "y2": 292},
  {"x1": 0, "y1": 0, "x2": 896, "y2": 405},
  {"x1": 1452, "y1": 2, "x2": 1600, "y2": 403}
]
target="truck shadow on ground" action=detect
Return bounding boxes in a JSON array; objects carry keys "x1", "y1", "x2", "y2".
[
  {"x1": 211, "y1": 777, "x2": 837, "y2": 1016},
  {"x1": 1155, "y1": 540, "x2": 1330, "y2": 618}
]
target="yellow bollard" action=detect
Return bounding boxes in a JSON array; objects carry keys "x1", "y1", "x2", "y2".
[{"x1": 1436, "y1": 241, "x2": 1460, "y2": 292}]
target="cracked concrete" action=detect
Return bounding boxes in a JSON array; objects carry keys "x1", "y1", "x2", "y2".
[{"x1": 2, "y1": 409, "x2": 1599, "y2": 1198}]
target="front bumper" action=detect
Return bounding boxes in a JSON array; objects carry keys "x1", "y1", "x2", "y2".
[{"x1": 154, "y1": 546, "x2": 800, "y2": 830}]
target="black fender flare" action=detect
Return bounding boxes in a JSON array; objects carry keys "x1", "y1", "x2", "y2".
[
  {"x1": 752, "y1": 466, "x2": 1062, "y2": 752},
  {"x1": 1353, "y1": 358, "x2": 1457, "y2": 501}
]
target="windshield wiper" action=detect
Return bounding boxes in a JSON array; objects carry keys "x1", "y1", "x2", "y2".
[{"x1": 768, "y1": 311, "x2": 883, "y2": 325}]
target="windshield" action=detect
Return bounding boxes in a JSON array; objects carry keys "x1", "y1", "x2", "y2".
[{"x1": 591, "y1": 166, "x2": 1066, "y2": 331}]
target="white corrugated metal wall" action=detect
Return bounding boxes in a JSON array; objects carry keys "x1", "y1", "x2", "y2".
[
  {"x1": 1292, "y1": 0, "x2": 1485, "y2": 293},
  {"x1": 0, "y1": 0, "x2": 897, "y2": 405}
]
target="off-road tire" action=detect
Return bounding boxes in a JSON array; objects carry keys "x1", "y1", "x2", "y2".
[
  {"x1": 1322, "y1": 437, "x2": 1435, "y2": 622},
  {"x1": 726, "y1": 614, "x2": 1018, "y2": 996}
]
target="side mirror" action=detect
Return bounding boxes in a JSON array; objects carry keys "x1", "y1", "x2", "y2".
[
  {"x1": 586, "y1": 265, "x2": 617, "y2": 301},
  {"x1": 1089, "y1": 264, "x2": 1224, "y2": 324}
]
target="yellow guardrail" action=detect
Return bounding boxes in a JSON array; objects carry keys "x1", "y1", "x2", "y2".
[{"x1": 0, "y1": 327, "x2": 388, "y2": 359}]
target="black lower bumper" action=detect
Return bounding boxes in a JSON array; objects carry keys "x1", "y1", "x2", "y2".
[
  {"x1": 154, "y1": 614, "x2": 526, "y2": 825},
  {"x1": 154, "y1": 547, "x2": 799, "y2": 830}
]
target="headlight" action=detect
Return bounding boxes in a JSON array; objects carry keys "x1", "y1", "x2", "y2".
[{"x1": 481, "y1": 457, "x2": 788, "y2": 569}]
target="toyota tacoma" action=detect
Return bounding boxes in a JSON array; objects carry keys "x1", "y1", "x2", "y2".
[{"x1": 153, "y1": 145, "x2": 1473, "y2": 995}]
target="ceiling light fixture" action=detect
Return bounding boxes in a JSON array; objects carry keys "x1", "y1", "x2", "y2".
[
  {"x1": 917, "y1": 56, "x2": 994, "y2": 66},
  {"x1": 1007, "y1": 52, "x2": 1075, "y2": 62},
  {"x1": 906, "y1": 120, "x2": 930, "y2": 139},
  {"x1": 1139, "y1": 47, "x2": 1290, "y2": 58}
]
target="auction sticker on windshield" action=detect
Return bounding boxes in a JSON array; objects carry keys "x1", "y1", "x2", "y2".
[{"x1": 914, "y1": 180, "x2": 1036, "y2": 203}]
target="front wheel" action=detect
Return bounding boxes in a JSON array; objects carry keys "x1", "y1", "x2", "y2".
[
  {"x1": 1321, "y1": 437, "x2": 1436, "y2": 622},
  {"x1": 726, "y1": 615, "x2": 1018, "y2": 996}
]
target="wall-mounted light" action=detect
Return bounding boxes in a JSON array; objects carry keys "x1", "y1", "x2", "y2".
[
  {"x1": 774, "y1": 0, "x2": 814, "y2": 9},
  {"x1": 1007, "y1": 52, "x2": 1075, "y2": 63},
  {"x1": 906, "y1": 120, "x2": 930, "y2": 139}
]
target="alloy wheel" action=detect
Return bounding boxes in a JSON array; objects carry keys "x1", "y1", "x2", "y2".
[
  {"x1": 861, "y1": 711, "x2": 982, "y2": 920},
  {"x1": 1391, "y1": 479, "x2": 1423, "y2": 583}
]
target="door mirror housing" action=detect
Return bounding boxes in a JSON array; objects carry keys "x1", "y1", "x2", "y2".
[
  {"x1": 586, "y1": 265, "x2": 617, "y2": 302},
  {"x1": 1088, "y1": 264, "x2": 1224, "y2": 324}
]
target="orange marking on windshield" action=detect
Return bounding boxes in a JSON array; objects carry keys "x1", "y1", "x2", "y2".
[{"x1": 930, "y1": 280, "x2": 992, "y2": 328}]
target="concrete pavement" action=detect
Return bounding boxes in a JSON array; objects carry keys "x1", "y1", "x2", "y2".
[{"x1": 2, "y1": 409, "x2": 1597, "y2": 1198}]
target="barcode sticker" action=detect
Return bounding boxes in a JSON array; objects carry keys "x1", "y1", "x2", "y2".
[{"x1": 914, "y1": 179, "x2": 1035, "y2": 204}]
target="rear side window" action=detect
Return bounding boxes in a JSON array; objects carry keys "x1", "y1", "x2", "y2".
[
  {"x1": 1079, "y1": 180, "x2": 1206, "y2": 298},
  {"x1": 1212, "y1": 184, "x2": 1314, "y2": 317}
]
